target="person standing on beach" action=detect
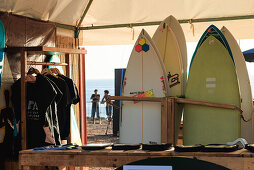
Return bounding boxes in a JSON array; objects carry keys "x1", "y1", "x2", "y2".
[
  {"x1": 91, "y1": 89, "x2": 100, "y2": 124},
  {"x1": 101, "y1": 90, "x2": 113, "y2": 123}
]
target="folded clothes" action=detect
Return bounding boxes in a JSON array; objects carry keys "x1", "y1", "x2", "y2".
[{"x1": 33, "y1": 144, "x2": 79, "y2": 151}]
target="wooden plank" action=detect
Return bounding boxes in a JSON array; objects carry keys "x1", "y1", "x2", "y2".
[
  {"x1": 168, "y1": 98, "x2": 175, "y2": 145},
  {"x1": 79, "y1": 50, "x2": 87, "y2": 145},
  {"x1": 21, "y1": 49, "x2": 27, "y2": 150},
  {"x1": 109, "y1": 96, "x2": 163, "y2": 102},
  {"x1": 176, "y1": 98, "x2": 242, "y2": 112},
  {"x1": 65, "y1": 53, "x2": 72, "y2": 144},
  {"x1": 19, "y1": 149, "x2": 254, "y2": 169},
  {"x1": 6, "y1": 46, "x2": 87, "y2": 55},
  {"x1": 27, "y1": 61, "x2": 68, "y2": 66},
  {"x1": 161, "y1": 98, "x2": 167, "y2": 143}
]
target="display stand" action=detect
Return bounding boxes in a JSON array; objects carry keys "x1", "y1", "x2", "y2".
[
  {"x1": 6, "y1": 46, "x2": 87, "y2": 149},
  {"x1": 18, "y1": 93, "x2": 245, "y2": 170},
  {"x1": 109, "y1": 96, "x2": 242, "y2": 145}
]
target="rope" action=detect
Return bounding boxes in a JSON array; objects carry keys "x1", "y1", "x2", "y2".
[
  {"x1": 188, "y1": 19, "x2": 195, "y2": 36},
  {"x1": 128, "y1": 24, "x2": 135, "y2": 40}
]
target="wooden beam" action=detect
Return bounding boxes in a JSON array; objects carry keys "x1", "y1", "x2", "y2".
[
  {"x1": 170, "y1": 98, "x2": 176, "y2": 145},
  {"x1": 176, "y1": 98, "x2": 242, "y2": 113},
  {"x1": 161, "y1": 98, "x2": 167, "y2": 143},
  {"x1": 27, "y1": 61, "x2": 68, "y2": 66},
  {"x1": 79, "y1": 48, "x2": 87, "y2": 145},
  {"x1": 109, "y1": 96, "x2": 163, "y2": 102},
  {"x1": 65, "y1": 53, "x2": 72, "y2": 144},
  {"x1": 21, "y1": 49, "x2": 27, "y2": 150},
  {"x1": 6, "y1": 46, "x2": 87, "y2": 55}
]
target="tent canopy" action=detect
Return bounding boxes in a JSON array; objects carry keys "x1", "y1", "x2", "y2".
[{"x1": 1, "y1": 0, "x2": 254, "y2": 45}]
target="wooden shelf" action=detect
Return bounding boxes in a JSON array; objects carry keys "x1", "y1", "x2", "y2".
[
  {"x1": 18, "y1": 45, "x2": 81, "y2": 150},
  {"x1": 5, "y1": 46, "x2": 87, "y2": 55},
  {"x1": 19, "y1": 148, "x2": 254, "y2": 169},
  {"x1": 27, "y1": 61, "x2": 68, "y2": 66}
]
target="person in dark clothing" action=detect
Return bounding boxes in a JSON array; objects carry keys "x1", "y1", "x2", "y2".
[
  {"x1": 90, "y1": 89, "x2": 100, "y2": 124},
  {"x1": 101, "y1": 90, "x2": 113, "y2": 123}
]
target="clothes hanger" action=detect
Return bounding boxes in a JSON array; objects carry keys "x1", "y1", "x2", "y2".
[
  {"x1": 27, "y1": 67, "x2": 40, "y2": 82},
  {"x1": 42, "y1": 68, "x2": 58, "y2": 78},
  {"x1": 50, "y1": 68, "x2": 62, "y2": 75}
]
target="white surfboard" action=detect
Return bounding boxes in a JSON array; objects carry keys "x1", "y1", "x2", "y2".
[
  {"x1": 152, "y1": 15, "x2": 187, "y2": 142},
  {"x1": 120, "y1": 29, "x2": 169, "y2": 144},
  {"x1": 221, "y1": 26, "x2": 254, "y2": 143}
]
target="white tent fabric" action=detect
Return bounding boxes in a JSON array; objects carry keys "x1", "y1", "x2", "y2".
[
  {"x1": 82, "y1": 0, "x2": 254, "y2": 45},
  {"x1": 1, "y1": 0, "x2": 254, "y2": 45},
  {"x1": 0, "y1": 0, "x2": 89, "y2": 25}
]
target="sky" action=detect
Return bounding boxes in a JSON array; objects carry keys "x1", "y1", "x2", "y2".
[{"x1": 84, "y1": 39, "x2": 254, "y2": 80}]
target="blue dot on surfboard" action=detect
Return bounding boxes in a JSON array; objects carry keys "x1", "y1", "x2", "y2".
[{"x1": 142, "y1": 43, "x2": 149, "y2": 52}]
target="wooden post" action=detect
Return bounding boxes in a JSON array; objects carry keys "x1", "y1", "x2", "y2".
[
  {"x1": 65, "y1": 53, "x2": 71, "y2": 78},
  {"x1": 161, "y1": 98, "x2": 167, "y2": 143},
  {"x1": 21, "y1": 49, "x2": 27, "y2": 149},
  {"x1": 65, "y1": 53, "x2": 72, "y2": 144},
  {"x1": 79, "y1": 48, "x2": 87, "y2": 145},
  {"x1": 169, "y1": 97, "x2": 176, "y2": 145}
]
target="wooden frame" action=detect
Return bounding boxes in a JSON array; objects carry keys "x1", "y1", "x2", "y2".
[
  {"x1": 7, "y1": 46, "x2": 87, "y2": 149},
  {"x1": 18, "y1": 96, "x2": 245, "y2": 169},
  {"x1": 109, "y1": 96, "x2": 176, "y2": 144},
  {"x1": 19, "y1": 148, "x2": 254, "y2": 170},
  {"x1": 109, "y1": 96, "x2": 242, "y2": 145}
]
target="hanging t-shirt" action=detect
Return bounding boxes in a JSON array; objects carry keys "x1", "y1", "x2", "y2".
[
  {"x1": 46, "y1": 74, "x2": 72, "y2": 140},
  {"x1": 11, "y1": 74, "x2": 57, "y2": 148},
  {"x1": 44, "y1": 76, "x2": 63, "y2": 145},
  {"x1": 58, "y1": 75, "x2": 80, "y2": 139}
]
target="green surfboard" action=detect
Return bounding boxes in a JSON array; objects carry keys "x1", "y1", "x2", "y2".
[{"x1": 183, "y1": 25, "x2": 241, "y2": 145}]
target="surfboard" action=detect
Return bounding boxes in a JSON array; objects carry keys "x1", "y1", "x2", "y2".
[
  {"x1": 120, "y1": 29, "x2": 169, "y2": 144},
  {"x1": 152, "y1": 15, "x2": 187, "y2": 95},
  {"x1": 48, "y1": 56, "x2": 82, "y2": 145},
  {"x1": 152, "y1": 15, "x2": 187, "y2": 143},
  {"x1": 0, "y1": 20, "x2": 5, "y2": 88},
  {"x1": 221, "y1": 26, "x2": 254, "y2": 143},
  {"x1": 183, "y1": 25, "x2": 241, "y2": 145}
]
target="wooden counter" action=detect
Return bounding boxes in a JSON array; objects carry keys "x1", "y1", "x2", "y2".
[{"x1": 19, "y1": 148, "x2": 254, "y2": 170}]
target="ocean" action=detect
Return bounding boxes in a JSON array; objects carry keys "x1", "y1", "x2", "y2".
[{"x1": 86, "y1": 79, "x2": 114, "y2": 118}]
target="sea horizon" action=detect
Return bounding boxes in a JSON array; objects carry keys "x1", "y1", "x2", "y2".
[{"x1": 86, "y1": 79, "x2": 115, "y2": 118}]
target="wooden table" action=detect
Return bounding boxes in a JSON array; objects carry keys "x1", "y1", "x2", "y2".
[{"x1": 19, "y1": 148, "x2": 254, "y2": 170}]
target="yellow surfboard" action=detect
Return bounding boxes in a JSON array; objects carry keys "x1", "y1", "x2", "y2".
[{"x1": 152, "y1": 15, "x2": 187, "y2": 143}]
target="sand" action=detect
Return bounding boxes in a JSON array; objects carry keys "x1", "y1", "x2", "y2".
[{"x1": 87, "y1": 117, "x2": 119, "y2": 169}]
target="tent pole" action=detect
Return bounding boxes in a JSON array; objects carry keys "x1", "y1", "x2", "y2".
[
  {"x1": 75, "y1": 0, "x2": 94, "y2": 38},
  {"x1": 79, "y1": 14, "x2": 254, "y2": 30}
]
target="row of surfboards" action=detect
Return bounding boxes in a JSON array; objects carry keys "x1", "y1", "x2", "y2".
[{"x1": 120, "y1": 15, "x2": 254, "y2": 145}]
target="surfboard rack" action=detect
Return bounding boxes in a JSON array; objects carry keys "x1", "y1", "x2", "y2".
[
  {"x1": 6, "y1": 46, "x2": 87, "y2": 150},
  {"x1": 110, "y1": 96, "x2": 243, "y2": 145}
]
